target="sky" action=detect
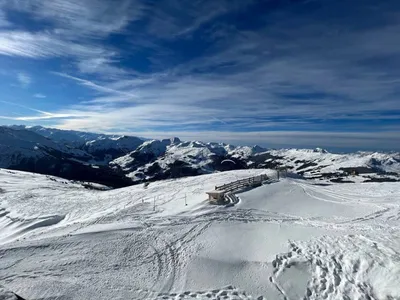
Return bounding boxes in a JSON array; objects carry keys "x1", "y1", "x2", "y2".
[{"x1": 0, "y1": 0, "x2": 399, "y2": 151}]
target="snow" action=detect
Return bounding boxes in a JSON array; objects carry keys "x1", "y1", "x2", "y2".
[
  {"x1": 111, "y1": 139, "x2": 174, "y2": 172},
  {"x1": 0, "y1": 285, "x2": 21, "y2": 300},
  {"x1": 269, "y1": 148, "x2": 400, "y2": 174},
  {"x1": 1, "y1": 168, "x2": 400, "y2": 299}
]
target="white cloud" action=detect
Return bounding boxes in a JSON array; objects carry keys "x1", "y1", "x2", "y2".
[
  {"x1": 33, "y1": 93, "x2": 46, "y2": 98},
  {"x1": 46, "y1": 65, "x2": 398, "y2": 129},
  {"x1": 0, "y1": 31, "x2": 112, "y2": 59},
  {"x1": 77, "y1": 57, "x2": 128, "y2": 77},
  {"x1": 17, "y1": 72, "x2": 31, "y2": 87},
  {"x1": 0, "y1": 1, "x2": 142, "y2": 77},
  {"x1": 1, "y1": 0, "x2": 145, "y2": 38}
]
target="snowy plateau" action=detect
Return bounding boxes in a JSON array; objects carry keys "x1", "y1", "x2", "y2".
[{"x1": 0, "y1": 126, "x2": 400, "y2": 300}]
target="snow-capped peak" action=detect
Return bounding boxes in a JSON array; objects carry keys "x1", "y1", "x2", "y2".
[{"x1": 313, "y1": 147, "x2": 329, "y2": 153}]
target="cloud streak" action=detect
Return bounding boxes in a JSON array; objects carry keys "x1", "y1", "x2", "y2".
[
  {"x1": 0, "y1": 31, "x2": 110, "y2": 59},
  {"x1": 53, "y1": 72, "x2": 138, "y2": 98}
]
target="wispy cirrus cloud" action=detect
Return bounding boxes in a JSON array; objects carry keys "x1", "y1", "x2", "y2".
[
  {"x1": 0, "y1": 10, "x2": 10, "y2": 27},
  {"x1": 33, "y1": 93, "x2": 46, "y2": 98},
  {"x1": 146, "y1": 0, "x2": 252, "y2": 39},
  {"x1": 0, "y1": 31, "x2": 110, "y2": 59},
  {"x1": 1, "y1": 0, "x2": 144, "y2": 38},
  {"x1": 53, "y1": 72, "x2": 138, "y2": 98},
  {"x1": 77, "y1": 57, "x2": 128, "y2": 78},
  {"x1": 0, "y1": 0, "x2": 144, "y2": 78},
  {"x1": 16, "y1": 72, "x2": 31, "y2": 88}
]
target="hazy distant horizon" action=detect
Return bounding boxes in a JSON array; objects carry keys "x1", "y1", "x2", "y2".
[{"x1": 5, "y1": 124, "x2": 399, "y2": 153}]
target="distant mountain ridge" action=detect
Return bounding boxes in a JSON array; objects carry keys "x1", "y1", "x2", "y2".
[
  {"x1": 9, "y1": 125, "x2": 107, "y2": 147},
  {"x1": 2, "y1": 125, "x2": 399, "y2": 186},
  {"x1": 0, "y1": 126, "x2": 132, "y2": 187},
  {"x1": 10, "y1": 125, "x2": 143, "y2": 163}
]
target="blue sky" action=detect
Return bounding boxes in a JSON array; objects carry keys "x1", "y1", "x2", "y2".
[{"x1": 0, "y1": 0, "x2": 399, "y2": 150}]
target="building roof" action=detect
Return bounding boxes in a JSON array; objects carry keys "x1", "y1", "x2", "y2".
[{"x1": 206, "y1": 190, "x2": 226, "y2": 195}]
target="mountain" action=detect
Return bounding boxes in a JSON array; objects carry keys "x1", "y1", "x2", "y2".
[
  {"x1": 252, "y1": 148, "x2": 400, "y2": 182},
  {"x1": 0, "y1": 127, "x2": 131, "y2": 188},
  {"x1": 111, "y1": 139, "x2": 270, "y2": 182},
  {"x1": 82, "y1": 135, "x2": 143, "y2": 162},
  {"x1": 9, "y1": 125, "x2": 105, "y2": 147},
  {"x1": 2, "y1": 125, "x2": 399, "y2": 186},
  {"x1": 10, "y1": 125, "x2": 143, "y2": 163},
  {"x1": 112, "y1": 139, "x2": 400, "y2": 183}
]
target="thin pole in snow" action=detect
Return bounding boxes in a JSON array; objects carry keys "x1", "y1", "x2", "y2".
[
  {"x1": 185, "y1": 194, "x2": 187, "y2": 206},
  {"x1": 153, "y1": 197, "x2": 156, "y2": 211}
]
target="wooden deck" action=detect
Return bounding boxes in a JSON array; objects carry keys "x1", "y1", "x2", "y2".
[{"x1": 215, "y1": 174, "x2": 269, "y2": 192}]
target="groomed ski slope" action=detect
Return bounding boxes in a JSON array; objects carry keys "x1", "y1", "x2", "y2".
[{"x1": 1, "y1": 169, "x2": 400, "y2": 300}]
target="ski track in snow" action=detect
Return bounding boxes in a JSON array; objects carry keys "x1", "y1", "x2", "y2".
[{"x1": 1, "y1": 169, "x2": 400, "y2": 299}]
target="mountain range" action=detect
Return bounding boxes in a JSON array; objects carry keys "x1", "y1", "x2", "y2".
[{"x1": 1, "y1": 125, "x2": 399, "y2": 187}]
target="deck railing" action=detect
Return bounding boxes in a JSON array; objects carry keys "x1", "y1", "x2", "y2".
[{"x1": 215, "y1": 174, "x2": 269, "y2": 193}]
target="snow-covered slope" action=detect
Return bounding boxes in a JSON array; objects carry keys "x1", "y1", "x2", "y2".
[
  {"x1": 1, "y1": 169, "x2": 400, "y2": 299},
  {"x1": 265, "y1": 148, "x2": 400, "y2": 176},
  {"x1": 83, "y1": 135, "x2": 143, "y2": 162},
  {"x1": 111, "y1": 138, "x2": 181, "y2": 172}
]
